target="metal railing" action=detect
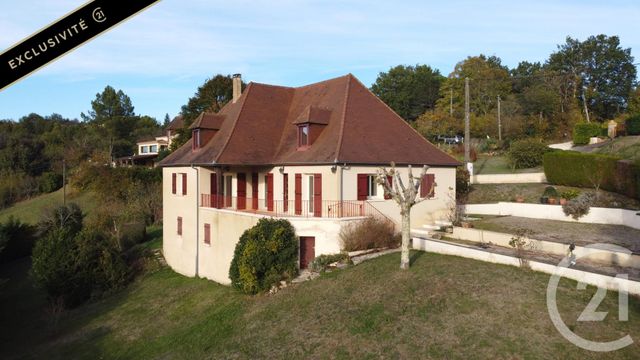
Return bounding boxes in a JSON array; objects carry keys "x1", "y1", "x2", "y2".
[{"x1": 200, "y1": 194, "x2": 388, "y2": 219}]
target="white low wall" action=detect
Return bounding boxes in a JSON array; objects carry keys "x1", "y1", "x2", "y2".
[
  {"x1": 470, "y1": 172, "x2": 546, "y2": 184},
  {"x1": 451, "y1": 227, "x2": 640, "y2": 268},
  {"x1": 464, "y1": 202, "x2": 640, "y2": 230},
  {"x1": 413, "y1": 237, "x2": 640, "y2": 296}
]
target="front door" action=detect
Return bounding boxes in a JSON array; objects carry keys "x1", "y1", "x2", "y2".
[{"x1": 299, "y1": 236, "x2": 315, "y2": 269}]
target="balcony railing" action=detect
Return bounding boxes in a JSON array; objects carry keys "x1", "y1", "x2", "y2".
[{"x1": 200, "y1": 194, "x2": 386, "y2": 219}]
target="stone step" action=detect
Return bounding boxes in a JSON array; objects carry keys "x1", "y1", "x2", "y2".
[
  {"x1": 411, "y1": 228, "x2": 433, "y2": 238},
  {"x1": 422, "y1": 224, "x2": 441, "y2": 230},
  {"x1": 434, "y1": 220, "x2": 453, "y2": 226}
]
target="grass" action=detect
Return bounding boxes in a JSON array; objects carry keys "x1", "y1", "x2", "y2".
[
  {"x1": 0, "y1": 188, "x2": 96, "y2": 224},
  {"x1": 593, "y1": 136, "x2": 640, "y2": 161},
  {"x1": 468, "y1": 183, "x2": 640, "y2": 210},
  {"x1": 473, "y1": 155, "x2": 542, "y2": 175},
  {"x1": 1, "y1": 251, "x2": 639, "y2": 359}
]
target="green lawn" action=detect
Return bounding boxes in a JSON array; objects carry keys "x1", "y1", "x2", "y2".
[
  {"x1": 473, "y1": 155, "x2": 542, "y2": 175},
  {"x1": 1, "y1": 250, "x2": 639, "y2": 359},
  {"x1": 0, "y1": 188, "x2": 96, "y2": 224},
  {"x1": 594, "y1": 136, "x2": 640, "y2": 161}
]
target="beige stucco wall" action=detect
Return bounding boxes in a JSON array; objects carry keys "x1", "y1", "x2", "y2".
[{"x1": 163, "y1": 164, "x2": 456, "y2": 284}]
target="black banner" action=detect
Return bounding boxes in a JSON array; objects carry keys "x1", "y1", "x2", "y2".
[{"x1": 0, "y1": 0, "x2": 159, "y2": 90}]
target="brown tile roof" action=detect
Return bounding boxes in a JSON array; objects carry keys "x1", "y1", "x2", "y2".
[
  {"x1": 189, "y1": 113, "x2": 225, "y2": 130},
  {"x1": 159, "y1": 74, "x2": 460, "y2": 167},
  {"x1": 166, "y1": 115, "x2": 184, "y2": 130}
]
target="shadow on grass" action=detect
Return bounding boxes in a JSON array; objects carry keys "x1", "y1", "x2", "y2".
[{"x1": 409, "y1": 250, "x2": 425, "y2": 266}]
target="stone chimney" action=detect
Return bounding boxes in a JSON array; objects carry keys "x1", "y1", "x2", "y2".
[{"x1": 232, "y1": 73, "x2": 242, "y2": 103}]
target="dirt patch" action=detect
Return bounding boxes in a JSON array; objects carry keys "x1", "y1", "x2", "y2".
[{"x1": 473, "y1": 216, "x2": 640, "y2": 253}]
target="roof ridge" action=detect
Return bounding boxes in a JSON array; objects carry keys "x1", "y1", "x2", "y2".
[
  {"x1": 350, "y1": 75, "x2": 457, "y2": 164},
  {"x1": 214, "y1": 83, "x2": 254, "y2": 164},
  {"x1": 334, "y1": 74, "x2": 353, "y2": 162}
]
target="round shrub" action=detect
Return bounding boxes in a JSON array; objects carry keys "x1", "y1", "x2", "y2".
[
  {"x1": 507, "y1": 139, "x2": 551, "y2": 169},
  {"x1": 625, "y1": 115, "x2": 640, "y2": 135},
  {"x1": 38, "y1": 171, "x2": 63, "y2": 193},
  {"x1": 229, "y1": 218, "x2": 298, "y2": 294}
]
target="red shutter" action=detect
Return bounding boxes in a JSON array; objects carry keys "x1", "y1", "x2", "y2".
[
  {"x1": 283, "y1": 174, "x2": 289, "y2": 212},
  {"x1": 295, "y1": 174, "x2": 302, "y2": 215},
  {"x1": 204, "y1": 223, "x2": 210, "y2": 244},
  {"x1": 357, "y1": 174, "x2": 368, "y2": 201},
  {"x1": 313, "y1": 174, "x2": 322, "y2": 217},
  {"x1": 182, "y1": 173, "x2": 187, "y2": 195},
  {"x1": 237, "y1": 173, "x2": 246, "y2": 209},
  {"x1": 421, "y1": 174, "x2": 435, "y2": 198},
  {"x1": 210, "y1": 173, "x2": 218, "y2": 208},
  {"x1": 266, "y1": 173, "x2": 274, "y2": 211},
  {"x1": 177, "y1": 216, "x2": 182, "y2": 235},
  {"x1": 384, "y1": 175, "x2": 393, "y2": 200},
  {"x1": 172, "y1": 173, "x2": 177, "y2": 194},
  {"x1": 251, "y1": 173, "x2": 259, "y2": 210}
]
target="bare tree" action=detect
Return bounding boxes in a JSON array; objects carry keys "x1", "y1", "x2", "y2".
[{"x1": 376, "y1": 162, "x2": 433, "y2": 270}]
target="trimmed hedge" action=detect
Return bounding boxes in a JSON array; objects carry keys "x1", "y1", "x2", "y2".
[
  {"x1": 543, "y1": 151, "x2": 619, "y2": 191},
  {"x1": 626, "y1": 115, "x2": 640, "y2": 135},
  {"x1": 572, "y1": 122, "x2": 601, "y2": 145}
]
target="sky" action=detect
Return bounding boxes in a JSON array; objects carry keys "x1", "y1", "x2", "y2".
[{"x1": 1, "y1": 0, "x2": 639, "y2": 123}]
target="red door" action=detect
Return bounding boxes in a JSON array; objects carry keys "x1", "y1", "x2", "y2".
[
  {"x1": 299, "y1": 236, "x2": 315, "y2": 269},
  {"x1": 294, "y1": 174, "x2": 302, "y2": 215},
  {"x1": 251, "y1": 172, "x2": 259, "y2": 210},
  {"x1": 313, "y1": 174, "x2": 322, "y2": 217},
  {"x1": 283, "y1": 174, "x2": 289, "y2": 212},
  {"x1": 357, "y1": 174, "x2": 368, "y2": 200},
  {"x1": 210, "y1": 173, "x2": 218, "y2": 208},
  {"x1": 237, "y1": 173, "x2": 246, "y2": 209},
  {"x1": 266, "y1": 173, "x2": 274, "y2": 211}
]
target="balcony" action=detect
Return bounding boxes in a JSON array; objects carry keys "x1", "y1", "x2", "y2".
[{"x1": 200, "y1": 194, "x2": 384, "y2": 219}]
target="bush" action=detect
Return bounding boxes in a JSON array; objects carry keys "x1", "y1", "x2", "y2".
[
  {"x1": 543, "y1": 151, "x2": 619, "y2": 191},
  {"x1": 38, "y1": 172, "x2": 62, "y2": 193},
  {"x1": 542, "y1": 186, "x2": 559, "y2": 199},
  {"x1": 119, "y1": 222, "x2": 147, "y2": 250},
  {"x1": 38, "y1": 203, "x2": 84, "y2": 236},
  {"x1": 572, "y1": 122, "x2": 601, "y2": 145},
  {"x1": 456, "y1": 167, "x2": 470, "y2": 202},
  {"x1": 340, "y1": 216, "x2": 399, "y2": 252},
  {"x1": 0, "y1": 217, "x2": 36, "y2": 263},
  {"x1": 507, "y1": 139, "x2": 551, "y2": 169},
  {"x1": 560, "y1": 189, "x2": 580, "y2": 200},
  {"x1": 31, "y1": 228, "x2": 130, "y2": 308},
  {"x1": 309, "y1": 253, "x2": 351, "y2": 273},
  {"x1": 562, "y1": 193, "x2": 595, "y2": 220},
  {"x1": 625, "y1": 115, "x2": 640, "y2": 135},
  {"x1": 229, "y1": 218, "x2": 299, "y2": 294}
]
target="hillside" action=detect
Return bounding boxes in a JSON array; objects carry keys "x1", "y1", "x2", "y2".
[
  {"x1": 0, "y1": 188, "x2": 96, "y2": 224},
  {"x1": 1, "y1": 251, "x2": 638, "y2": 359},
  {"x1": 593, "y1": 135, "x2": 640, "y2": 161}
]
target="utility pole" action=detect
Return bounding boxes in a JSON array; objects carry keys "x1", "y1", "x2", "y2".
[
  {"x1": 449, "y1": 87, "x2": 453, "y2": 116},
  {"x1": 464, "y1": 77, "x2": 470, "y2": 163},
  {"x1": 497, "y1": 95, "x2": 502, "y2": 141},
  {"x1": 62, "y1": 159, "x2": 66, "y2": 206}
]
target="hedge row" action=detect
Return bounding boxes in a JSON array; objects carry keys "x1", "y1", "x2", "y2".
[
  {"x1": 543, "y1": 151, "x2": 640, "y2": 199},
  {"x1": 572, "y1": 122, "x2": 601, "y2": 145}
]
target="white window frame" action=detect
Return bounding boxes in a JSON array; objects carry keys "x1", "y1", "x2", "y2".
[{"x1": 367, "y1": 175, "x2": 377, "y2": 198}]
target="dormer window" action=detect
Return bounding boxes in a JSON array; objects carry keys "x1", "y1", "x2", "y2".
[
  {"x1": 298, "y1": 124, "x2": 310, "y2": 148},
  {"x1": 192, "y1": 129, "x2": 201, "y2": 150}
]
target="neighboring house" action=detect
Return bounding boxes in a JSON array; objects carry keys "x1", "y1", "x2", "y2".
[
  {"x1": 159, "y1": 74, "x2": 460, "y2": 284},
  {"x1": 115, "y1": 116, "x2": 183, "y2": 167}
]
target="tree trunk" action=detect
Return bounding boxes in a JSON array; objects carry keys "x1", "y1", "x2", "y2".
[{"x1": 400, "y1": 208, "x2": 411, "y2": 270}]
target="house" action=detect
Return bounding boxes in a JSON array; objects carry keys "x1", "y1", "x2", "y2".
[
  {"x1": 115, "y1": 116, "x2": 183, "y2": 167},
  {"x1": 159, "y1": 74, "x2": 460, "y2": 284}
]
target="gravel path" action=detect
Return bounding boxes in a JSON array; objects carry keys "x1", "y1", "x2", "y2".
[{"x1": 474, "y1": 216, "x2": 640, "y2": 253}]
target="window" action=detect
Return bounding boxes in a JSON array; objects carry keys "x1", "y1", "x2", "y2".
[
  {"x1": 204, "y1": 223, "x2": 211, "y2": 244},
  {"x1": 224, "y1": 175, "x2": 233, "y2": 207},
  {"x1": 150, "y1": 145, "x2": 158, "y2": 153},
  {"x1": 177, "y1": 217, "x2": 183, "y2": 235},
  {"x1": 192, "y1": 129, "x2": 201, "y2": 150},
  {"x1": 298, "y1": 124, "x2": 309, "y2": 148},
  {"x1": 367, "y1": 175, "x2": 377, "y2": 197},
  {"x1": 420, "y1": 174, "x2": 436, "y2": 198},
  {"x1": 172, "y1": 173, "x2": 177, "y2": 194},
  {"x1": 264, "y1": 175, "x2": 268, "y2": 207},
  {"x1": 141, "y1": 145, "x2": 149, "y2": 154},
  {"x1": 182, "y1": 173, "x2": 187, "y2": 195}
]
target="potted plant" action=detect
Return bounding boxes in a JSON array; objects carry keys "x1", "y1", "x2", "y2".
[
  {"x1": 560, "y1": 189, "x2": 580, "y2": 205},
  {"x1": 542, "y1": 186, "x2": 559, "y2": 205}
]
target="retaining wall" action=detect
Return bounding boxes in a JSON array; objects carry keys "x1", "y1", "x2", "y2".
[{"x1": 470, "y1": 172, "x2": 546, "y2": 184}]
